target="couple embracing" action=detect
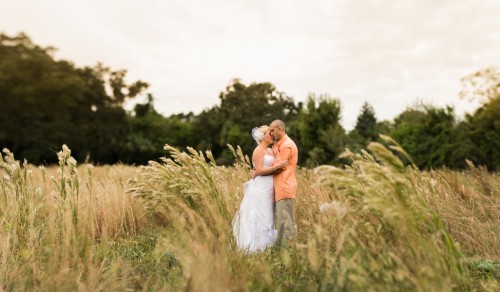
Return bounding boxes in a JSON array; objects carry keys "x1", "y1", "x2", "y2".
[{"x1": 232, "y1": 119, "x2": 298, "y2": 252}]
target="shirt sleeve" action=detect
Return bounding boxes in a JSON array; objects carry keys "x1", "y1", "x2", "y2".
[{"x1": 280, "y1": 145, "x2": 293, "y2": 162}]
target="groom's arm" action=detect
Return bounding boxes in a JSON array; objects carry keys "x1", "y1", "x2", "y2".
[
  {"x1": 273, "y1": 168, "x2": 284, "y2": 174},
  {"x1": 279, "y1": 146, "x2": 293, "y2": 169}
]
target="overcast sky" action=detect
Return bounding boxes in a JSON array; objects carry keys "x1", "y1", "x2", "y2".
[{"x1": 2, "y1": 0, "x2": 500, "y2": 129}]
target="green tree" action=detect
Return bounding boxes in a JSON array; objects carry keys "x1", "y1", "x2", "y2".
[
  {"x1": 298, "y1": 94, "x2": 345, "y2": 167},
  {"x1": 459, "y1": 67, "x2": 500, "y2": 170},
  {"x1": 210, "y1": 79, "x2": 301, "y2": 164},
  {"x1": 390, "y1": 105, "x2": 463, "y2": 169},
  {"x1": 355, "y1": 102, "x2": 378, "y2": 141},
  {"x1": 191, "y1": 107, "x2": 224, "y2": 159},
  {"x1": 463, "y1": 96, "x2": 500, "y2": 171},
  {"x1": 124, "y1": 95, "x2": 194, "y2": 164},
  {"x1": 0, "y1": 32, "x2": 148, "y2": 164},
  {"x1": 347, "y1": 102, "x2": 379, "y2": 153}
]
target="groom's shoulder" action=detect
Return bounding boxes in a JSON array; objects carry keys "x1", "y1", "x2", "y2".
[{"x1": 284, "y1": 136, "x2": 298, "y2": 148}]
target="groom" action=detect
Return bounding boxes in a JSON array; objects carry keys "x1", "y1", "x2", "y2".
[{"x1": 269, "y1": 119, "x2": 298, "y2": 244}]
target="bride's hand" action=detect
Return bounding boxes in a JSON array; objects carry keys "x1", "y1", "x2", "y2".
[{"x1": 276, "y1": 160, "x2": 288, "y2": 169}]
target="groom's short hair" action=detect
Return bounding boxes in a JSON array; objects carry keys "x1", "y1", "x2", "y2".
[{"x1": 271, "y1": 119, "x2": 285, "y2": 131}]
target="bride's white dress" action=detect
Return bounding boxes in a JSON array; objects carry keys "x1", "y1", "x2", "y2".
[{"x1": 232, "y1": 154, "x2": 278, "y2": 252}]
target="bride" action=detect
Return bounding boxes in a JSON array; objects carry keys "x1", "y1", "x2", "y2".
[{"x1": 232, "y1": 125, "x2": 288, "y2": 252}]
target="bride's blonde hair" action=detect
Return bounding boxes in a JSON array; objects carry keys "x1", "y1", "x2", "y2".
[
  {"x1": 258, "y1": 125, "x2": 269, "y2": 134},
  {"x1": 252, "y1": 125, "x2": 270, "y2": 144}
]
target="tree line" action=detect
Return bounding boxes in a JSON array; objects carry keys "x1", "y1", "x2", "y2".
[{"x1": 1, "y1": 33, "x2": 499, "y2": 170}]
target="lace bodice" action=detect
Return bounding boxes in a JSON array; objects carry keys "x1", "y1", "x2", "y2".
[
  {"x1": 263, "y1": 154, "x2": 275, "y2": 167},
  {"x1": 253, "y1": 154, "x2": 275, "y2": 169}
]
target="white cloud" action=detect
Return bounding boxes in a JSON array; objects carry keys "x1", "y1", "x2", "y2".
[{"x1": 1, "y1": 0, "x2": 499, "y2": 130}]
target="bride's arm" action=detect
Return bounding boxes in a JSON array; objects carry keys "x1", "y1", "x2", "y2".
[{"x1": 252, "y1": 148, "x2": 287, "y2": 177}]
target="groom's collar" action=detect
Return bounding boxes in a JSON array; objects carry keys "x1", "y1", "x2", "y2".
[{"x1": 275, "y1": 134, "x2": 288, "y2": 149}]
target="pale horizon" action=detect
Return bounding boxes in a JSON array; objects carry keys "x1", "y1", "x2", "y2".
[{"x1": 2, "y1": 0, "x2": 500, "y2": 130}]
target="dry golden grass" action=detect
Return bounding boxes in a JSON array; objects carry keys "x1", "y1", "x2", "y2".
[
  {"x1": 424, "y1": 165, "x2": 500, "y2": 261},
  {"x1": 0, "y1": 147, "x2": 148, "y2": 290},
  {"x1": 0, "y1": 143, "x2": 499, "y2": 291}
]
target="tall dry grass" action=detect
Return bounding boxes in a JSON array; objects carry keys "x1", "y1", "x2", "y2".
[
  {"x1": 0, "y1": 141, "x2": 498, "y2": 291},
  {"x1": 129, "y1": 141, "x2": 499, "y2": 291},
  {"x1": 424, "y1": 163, "x2": 499, "y2": 261},
  {"x1": 0, "y1": 146, "x2": 148, "y2": 290}
]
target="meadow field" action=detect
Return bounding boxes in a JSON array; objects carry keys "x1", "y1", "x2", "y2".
[{"x1": 0, "y1": 139, "x2": 499, "y2": 291}]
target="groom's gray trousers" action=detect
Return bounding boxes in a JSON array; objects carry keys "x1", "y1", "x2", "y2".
[{"x1": 276, "y1": 198, "x2": 296, "y2": 243}]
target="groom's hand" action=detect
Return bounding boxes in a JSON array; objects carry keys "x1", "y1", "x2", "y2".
[
  {"x1": 251, "y1": 169, "x2": 256, "y2": 179},
  {"x1": 273, "y1": 168, "x2": 284, "y2": 175}
]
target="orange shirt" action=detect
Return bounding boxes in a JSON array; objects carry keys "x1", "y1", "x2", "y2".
[{"x1": 272, "y1": 134, "x2": 298, "y2": 202}]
